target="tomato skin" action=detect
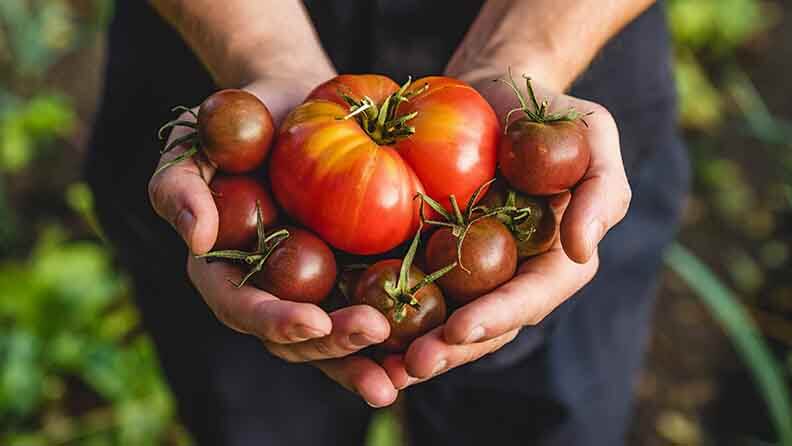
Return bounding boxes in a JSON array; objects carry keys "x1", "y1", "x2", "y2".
[
  {"x1": 269, "y1": 75, "x2": 499, "y2": 255},
  {"x1": 269, "y1": 102, "x2": 425, "y2": 254},
  {"x1": 250, "y1": 227, "x2": 337, "y2": 304},
  {"x1": 211, "y1": 175, "x2": 278, "y2": 250},
  {"x1": 425, "y1": 217, "x2": 517, "y2": 304},
  {"x1": 198, "y1": 89, "x2": 275, "y2": 173},
  {"x1": 499, "y1": 120, "x2": 590, "y2": 195},
  {"x1": 396, "y1": 77, "x2": 500, "y2": 211},
  {"x1": 352, "y1": 259, "x2": 446, "y2": 352}
]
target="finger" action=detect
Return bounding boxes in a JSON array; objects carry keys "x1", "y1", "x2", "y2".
[
  {"x1": 382, "y1": 354, "x2": 421, "y2": 390},
  {"x1": 187, "y1": 256, "x2": 332, "y2": 343},
  {"x1": 264, "y1": 305, "x2": 390, "y2": 362},
  {"x1": 560, "y1": 103, "x2": 631, "y2": 263},
  {"x1": 148, "y1": 112, "x2": 218, "y2": 254},
  {"x1": 404, "y1": 326, "x2": 519, "y2": 380},
  {"x1": 314, "y1": 356, "x2": 398, "y2": 408},
  {"x1": 443, "y1": 245, "x2": 599, "y2": 345}
]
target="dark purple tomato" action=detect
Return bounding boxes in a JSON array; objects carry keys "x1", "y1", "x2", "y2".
[
  {"x1": 211, "y1": 175, "x2": 278, "y2": 251},
  {"x1": 495, "y1": 73, "x2": 590, "y2": 195},
  {"x1": 250, "y1": 227, "x2": 337, "y2": 304},
  {"x1": 198, "y1": 89, "x2": 275, "y2": 173},
  {"x1": 425, "y1": 217, "x2": 517, "y2": 304},
  {"x1": 499, "y1": 120, "x2": 590, "y2": 195},
  {"x1": 353, "y1": 259, "x2": 447, "y2": 352}
]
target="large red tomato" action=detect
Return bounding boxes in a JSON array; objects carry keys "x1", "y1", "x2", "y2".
[{"x1": 269, "y1": 75, "x2": 499, "y2": 255}]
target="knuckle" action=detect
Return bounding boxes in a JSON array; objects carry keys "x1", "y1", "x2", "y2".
[
  {"x1": 266, "y1": 345, "x2": 299, "y2": 363},
  {"x1": 620, "y1": 184, "x2": 633, "y2": 212},
  {"x1": 211, "y1": 304, "x2": 238, "y2": 332},
  {"x1": 312, "y1": 338, "x2": 335, "y2": 356},
  {"x1": 147, "y1": 176, "x2": 168, "y2": 218},
  {"x1": 281, "y1": 351, "x2": 307, "y2": 364}
]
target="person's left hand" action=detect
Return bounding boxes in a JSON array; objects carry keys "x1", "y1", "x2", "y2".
[{"x1": 382, "y1": 74, "x2": 630, "y2": 388}]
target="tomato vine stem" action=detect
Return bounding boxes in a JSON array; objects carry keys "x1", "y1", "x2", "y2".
[
  {"x1": 195, "y1": 201, "x2": 290, "y2": 288},
  {"x1": 494, "y1": 68, "x2": 592, "y2": 133},
  {"x1": 382, "y1": 225, "x2": 456, "y2": 323}
]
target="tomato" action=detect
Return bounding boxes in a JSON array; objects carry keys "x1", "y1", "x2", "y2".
[
  {"x1": 248, "y1": 227, "x2": 337, "y2": 304},
  {"x1": 425, "y1": 217, "x2": 517, "y2": 304},
  {"x1": 351, "y1": 229, "x2": 452, "y2": 351},
  {"x1": 269, "y1": 74, "x2": 499, "y2": 255},
  {"x1": 418, "y1": 182, "x2": 516, "y2": 304},
  {"x1": 158, "y1": 89, "x2": 275, "y2": 174},
  {"x1": 479, "y1": 179, "x2": 558, "y2": 259},
  {"x1": 200, "y1": 225, "x2": 337, "y2": 305},
  {"x1": 496, "y1": 73, "x2": 590, "y2": 195},
  {"x1": 353, "y1": 259, "x2": 447, "y2": 351},
  {"x1": 211, "y1": 175, "x2": 278, "y2": 250}
]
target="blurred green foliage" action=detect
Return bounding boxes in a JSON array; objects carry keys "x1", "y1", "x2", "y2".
[{"x1": 1, "y1": 1, "x2": 186, "y2": 444}]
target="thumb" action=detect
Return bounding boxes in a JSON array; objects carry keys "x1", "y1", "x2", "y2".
[{"x1": 149, "y1": 125, "x2": 219, "y2": 254}]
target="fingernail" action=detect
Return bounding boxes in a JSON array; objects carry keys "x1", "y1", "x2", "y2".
[
  {"x1": 349, "y1": 333, "x2": 376, "y2": 347},
  {"x1": 397, "y1": 376, "x2": 419, "y2": 390},
  {"x1": 291, "y1": 324, "x2": 326, "y2": 341},
  {"x1": 174, "y1": 209, "x2": 195, "y2": 247},
  {"x1": 463, "y1": 326, "x2": 486, "y2": 344},
  {"x1": 432, "y1": 360, "x2": 447, "y2": 376},
  {"x1": 366, "y1": 400, "x2": 386, "y2": 409}
]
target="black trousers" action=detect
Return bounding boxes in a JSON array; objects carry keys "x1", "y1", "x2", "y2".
[{"x1": 86, "y1": 2, "x2": 689, "y2": 444}]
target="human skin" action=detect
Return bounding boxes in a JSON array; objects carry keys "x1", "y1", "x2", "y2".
[{"x1": 147, "y1": 0, "x2": 650, "y2": 406}]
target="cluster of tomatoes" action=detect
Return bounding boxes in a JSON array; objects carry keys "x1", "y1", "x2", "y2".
[{"x1": 157, "y1": 72, "x2": 590, "y2": 352}]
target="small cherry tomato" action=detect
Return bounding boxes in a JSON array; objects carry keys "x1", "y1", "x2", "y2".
[
  {"x1": 496, "y1": 73, "x2": 590, "y2": 195},
  {"x1": 211, "y1": 175, "x2": 278, "y2": 251},
  {"x1": 158, "y1": 89, "x2": 275, "y2": 174},
  {"x1": 351, "y1": 229, "x2": 453, "y2": 351}
]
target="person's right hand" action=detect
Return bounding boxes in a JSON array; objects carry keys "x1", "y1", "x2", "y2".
[{"x1": 148, "y1": 77, "x2": 399, "y2": 407}]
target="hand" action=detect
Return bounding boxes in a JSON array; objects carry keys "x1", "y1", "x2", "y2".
[
  {"x1": 384, "y1": 75, "x2": 630, "y2": 387},
  {"x1": 148, "y1": 77, "x2": 399, "y2": 407}
]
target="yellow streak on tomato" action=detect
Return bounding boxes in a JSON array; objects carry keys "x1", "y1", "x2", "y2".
[
  {"x1": 284, "y1": 100, "x2": 345, "y2": 128},
  {"x1": 406, "y1": 103, "x2": 465, "y2": 142},
  {"x1": 313, "y1": 136, "x2": 373, "y2": 180}
]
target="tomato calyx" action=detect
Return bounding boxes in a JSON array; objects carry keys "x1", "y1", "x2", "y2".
[
  {"x1": 338, "y1": 76, "x2": 429, "y2": 145},
  {"x1": 384, "y1": 226, "x2": 456, "y2": 323},
  {"x1": 479, "y1": 186, "x2": 537, "y2": 242},
  {"x1": 495, "y1": 68, "x2": 592, "y2": 134},
  {"x1": 195, "y1": 201, "x2": 290, "y2": 287},
  {"x1": 418, "y1": 179, "x2": 530, "y2": 273}
]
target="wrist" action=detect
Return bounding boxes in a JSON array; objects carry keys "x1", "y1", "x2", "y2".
[
  {"x1": 448, "y1": 41, "x2": 573, "y2": 94},
  {"x1": 242, "y1": 73, "x2": 335, "y2": 124},
  {"x1": 221, "y1": 34, "x2": 336, "y2": 90}
]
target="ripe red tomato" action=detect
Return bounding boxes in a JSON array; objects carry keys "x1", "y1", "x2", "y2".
[
  {"x1": 269, "y1": 75, "x2": 499, "y2": 255},
  {"x1": 158, "y1": 89, "x2": 275, "y2": 174},
  {"x1": 210, "y1": 175, "x2": 278, "y2": 251}
]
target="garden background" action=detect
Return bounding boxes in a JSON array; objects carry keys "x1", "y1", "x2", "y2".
[{"x1": 1, "y1": 1, "x2": 790, "y2": 445}]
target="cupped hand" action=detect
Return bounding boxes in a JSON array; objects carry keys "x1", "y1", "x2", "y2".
[
  {"x1": 148, "y1": 77, "x2": 399, "y2": 407},
  {"x1": 385, "y1": 73, "x2": 630, "y2": 387}
]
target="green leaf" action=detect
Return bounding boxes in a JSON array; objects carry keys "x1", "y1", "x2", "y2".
[{"x1": 0, "y1": 331, "x2": 44, "y2": 418}]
